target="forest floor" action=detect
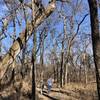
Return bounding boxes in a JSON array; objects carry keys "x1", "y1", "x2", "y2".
[
  {"x1": 0, "y1": 81, "x2": 98, "y2": 100},
  {"x1": 37, "y1": 83, "x2": 98, "y2": 100}
]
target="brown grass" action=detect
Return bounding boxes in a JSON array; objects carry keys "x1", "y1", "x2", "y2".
[{"x1": 64, "y1": 82, "x2": 97, "y2": 91}]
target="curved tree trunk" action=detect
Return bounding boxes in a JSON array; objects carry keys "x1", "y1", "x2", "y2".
[
  {"x1": 0, "y1": 2, "x2": 56, "y2": 83},
  {"x1": 88, "y1": 0, "x2": 100, "y2": 99}
]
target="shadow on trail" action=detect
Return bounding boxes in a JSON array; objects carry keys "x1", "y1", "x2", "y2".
[
  {"x1": 43, "y1": 92, "x2": 59, "y2": 100},
  {"x1": 38, "y1": 90, "x2": 59, "y2": 100}
]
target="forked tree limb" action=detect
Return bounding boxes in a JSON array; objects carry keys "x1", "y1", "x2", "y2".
[{"x1": 0, "y1": 2, "x2": 56, "y2": 80}]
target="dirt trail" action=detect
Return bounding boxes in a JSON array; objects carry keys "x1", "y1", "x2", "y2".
[
  {"x1": 37, "y1": 88, "x2": 79, "y2": 100},
  {"x1": 0, "y1": 85, "x2": 97, "y2": 100},
  {"x1": 37, "y1": 87, "x2": 97, "y2": 100}
]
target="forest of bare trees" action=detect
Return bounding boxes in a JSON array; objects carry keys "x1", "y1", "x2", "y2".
[{"x1": 0, "y1": 0, "x2": 100, "y2": 100}]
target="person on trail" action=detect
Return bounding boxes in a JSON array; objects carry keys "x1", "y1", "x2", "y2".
[
  {"x1": 47, "y1": 78, "x2": 53, "y2": 93},
  {"x1": 40, "y1": 80, "x2": 44, "y2": 94}
]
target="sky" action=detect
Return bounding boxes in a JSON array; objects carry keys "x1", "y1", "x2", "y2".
[{"x1": 0, "y1": 0, "x2": 95, "y2": 63}]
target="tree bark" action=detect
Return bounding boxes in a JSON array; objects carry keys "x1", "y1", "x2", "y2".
[
  {"x1": 88, "y1": 0, "x2": 100, "y2": 99},
  {"x1": 63, "y1": 63, "x2": 68, "y2": 85},
  {"x1": 57, "y1": 62, "x2": 59, "y2": 87},
  {"x1": 60, "y1": 41, "x2": 64, "y2": 87},
  {"x1": 32, "y1": 31, "x2": 37, "y2": 100},
  {"x1": 0, "y1": 2, "x2": 56, "y2": 81},
  {"x1": 31, "y1": 0, "x2": 36, "y2": 99},
  {"x1": 40, "y1": 30, "x2": 45, "y2": 81}
]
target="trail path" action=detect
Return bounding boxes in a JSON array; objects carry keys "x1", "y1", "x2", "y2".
[{"x1": 37, "y1": 87, "x2": 97, "y2": 100}]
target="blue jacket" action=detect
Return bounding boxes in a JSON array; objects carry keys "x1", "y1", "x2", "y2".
[{"x1": 47, "y1": 78, "x2": 52, "y2": 86}]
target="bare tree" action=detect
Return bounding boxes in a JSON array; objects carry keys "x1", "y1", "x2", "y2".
[
  {"x1": 88, "y1": 0, "x2": 100, "y2": 99},
  {"x1": 0, "y1": 1, "x2": 56, "y2": 85}
]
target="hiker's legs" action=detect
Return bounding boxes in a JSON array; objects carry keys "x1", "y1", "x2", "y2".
[{"x1": 48, "y1": 85, "x2": 51, "y2": 93}]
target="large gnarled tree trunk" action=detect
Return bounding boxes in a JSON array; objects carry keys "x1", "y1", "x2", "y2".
[{"x1": 0, "y1": 2, "x2": 56, "y2": 84}]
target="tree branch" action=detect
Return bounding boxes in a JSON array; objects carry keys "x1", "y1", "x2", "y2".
[{"x1": 0, "y1": 2, "x2": 56, "y2": 81}]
